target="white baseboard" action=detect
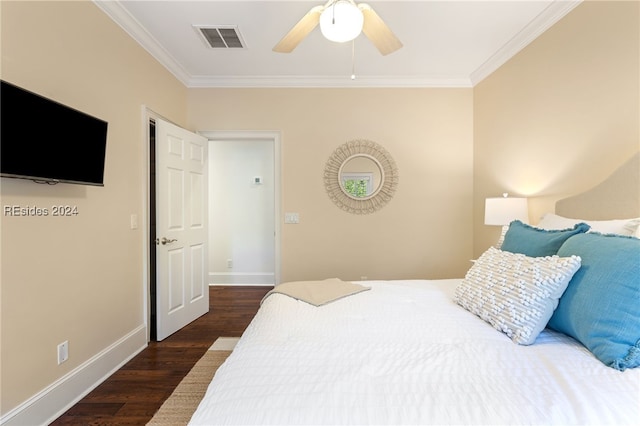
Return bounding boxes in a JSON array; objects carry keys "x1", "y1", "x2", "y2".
[
  {"x1": 209, "y1": 272, "x2": 274, "y2": 285},
  {"x1": 0, "y1": 325, "x2": 148, "y2": 426},
  {"x1": 209, "y1": 282, "x2": 273, "y2": 287}
]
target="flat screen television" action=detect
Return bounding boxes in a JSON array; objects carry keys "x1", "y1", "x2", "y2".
[{"x1": 1, "y1": 80, "x2": 108, "y2": 186}]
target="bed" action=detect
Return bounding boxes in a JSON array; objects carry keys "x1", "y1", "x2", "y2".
[{"x1": 189, "y1": 153, "x2": 640, "y2": 426}]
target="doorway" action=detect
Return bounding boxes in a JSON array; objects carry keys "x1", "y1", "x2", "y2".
[
  {"x1": 201, "y1": 131, "x2": 281, "y2": 286},
  {"x1": 145, "y1": 124, "x2": 281, "y2": 341}
]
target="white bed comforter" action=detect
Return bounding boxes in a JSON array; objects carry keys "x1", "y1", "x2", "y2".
[{"x1": 189, "y1": 279, "x2": 640, "y2": 425}]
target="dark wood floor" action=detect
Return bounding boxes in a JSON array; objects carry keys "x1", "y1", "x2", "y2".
[{"x1": 50, "y1": 286, "x2": 271, "y2": 426}]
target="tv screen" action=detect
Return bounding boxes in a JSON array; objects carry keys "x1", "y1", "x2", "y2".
[{"x1": 1, "y1": 80, "x2": 108, "y2": 186}]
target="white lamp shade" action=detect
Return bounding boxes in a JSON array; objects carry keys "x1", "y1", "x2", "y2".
[
  {"x1": 319, "y1": 1, "x2": 364, "y2": 43},
  {"x1": 485, "y1": 197, "x2": 529, "y2": 225}
]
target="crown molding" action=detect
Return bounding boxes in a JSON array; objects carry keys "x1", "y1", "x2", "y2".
[
  {"x1": 93, "y1": 0, "x2": 192, "y2": 86},
  {"x1": 186, "y1": 75, "x2": 473, "y2": 89},
  {"x1": 469, "y1": 0, "x2": 582, "y2": 85}
]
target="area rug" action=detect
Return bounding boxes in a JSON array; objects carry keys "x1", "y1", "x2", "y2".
[{"x1": 146, "y1": 337, "x2": 238, "y2": 425}]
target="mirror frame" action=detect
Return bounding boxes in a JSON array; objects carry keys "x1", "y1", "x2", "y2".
[{"x1": 324, "y1": 139, "x2": 399, "y2": 214}]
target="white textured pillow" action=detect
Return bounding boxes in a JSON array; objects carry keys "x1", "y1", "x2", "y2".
[
  {"x1": 537, "y1": 213, "x2": 640, "y2": 236},
  {"x1": 454, "y1": 247, "x2": 582, "y2": 345},
  {"x1": 494, "y1": 224, "x2": 509, "y2": 248}
]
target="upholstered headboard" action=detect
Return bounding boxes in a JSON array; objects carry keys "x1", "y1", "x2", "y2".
[{"x1": 556, "y1": 152, "x2": 640, "y2": 220}]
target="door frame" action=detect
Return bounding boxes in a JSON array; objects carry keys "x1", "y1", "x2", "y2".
[{"x1": 200, "y1": 130, "x2": 282, "y2": 287}]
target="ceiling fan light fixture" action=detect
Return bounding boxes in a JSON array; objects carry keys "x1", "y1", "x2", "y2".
[{"x1": 319, "y1": 0, "x2": 364, "y2": 43}]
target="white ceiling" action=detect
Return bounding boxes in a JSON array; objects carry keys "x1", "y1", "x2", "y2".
[{"x1": 95, "y1": 0, "x2": 581, "y2": 88}]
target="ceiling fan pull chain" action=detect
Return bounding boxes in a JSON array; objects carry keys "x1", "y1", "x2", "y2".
[
  {"x1": 331, "y1": 1, "x2": 337, "y2": 24},
  {"x1": 351, "y1": 40, "x2": 356, "y2": 80}
]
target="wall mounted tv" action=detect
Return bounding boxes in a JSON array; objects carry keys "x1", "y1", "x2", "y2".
[{"x1": 1, "y1": 80, "x2": 108, "y2": 186}]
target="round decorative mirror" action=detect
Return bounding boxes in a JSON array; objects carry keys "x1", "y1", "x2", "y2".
[
  {"x1": 338, "y1": 154, "x2": 383, "y2": 200},
  {"x1": 324, "y1": 139, "x2": 399, "y2": 214}
]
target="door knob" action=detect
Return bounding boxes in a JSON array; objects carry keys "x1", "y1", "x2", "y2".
[{"x1": 157, "y1": 237, "x2": 178, "y2": 245}]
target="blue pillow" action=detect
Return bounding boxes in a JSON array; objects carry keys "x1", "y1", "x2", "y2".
[
  {"x1": 548, "y1": 233, "x2": 640, "y2": 370},
  {"x1": 501, "y1": 220, "x2": 590, "y2": 257}
]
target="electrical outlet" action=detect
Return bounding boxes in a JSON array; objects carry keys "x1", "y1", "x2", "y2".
[
  {"x1": 57, "y1": 341, "x2": 69, "y2": 365},
  {"x1": 284, "y1": 212, "x2": 299, "y2": 224},
  {"x1": 227, "y1": 259, "x2": 233, "y2": 269}
]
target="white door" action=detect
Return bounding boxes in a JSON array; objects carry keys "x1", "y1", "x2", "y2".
[{"x1": 155, "y1": 118, "x2": 208, "y2": 341}]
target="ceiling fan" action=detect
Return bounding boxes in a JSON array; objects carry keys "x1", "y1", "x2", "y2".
[{"x1": 273, "y1": 0, "x2": 403, "y2": 56}]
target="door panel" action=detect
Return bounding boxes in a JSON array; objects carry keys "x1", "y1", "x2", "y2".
[
  {"x1": 156, "y1": 118, "x2": 208, "y2": 340},
  {"x1": 190, "y1": 243, "x2": 205, "y2": 300},
  {"x1": 168, "y1": 247, "x2": 185, "y2": 313}
]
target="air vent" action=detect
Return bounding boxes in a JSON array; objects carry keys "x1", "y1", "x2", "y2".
[{"x1": 195, "y1": 26, "x2": 245, "y2": 49}]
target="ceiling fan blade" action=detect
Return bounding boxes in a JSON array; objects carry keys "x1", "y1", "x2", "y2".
[
  {"x1": 358, "y1": 3, "x2": 403, "y2": 56},
  {"x1": 273, "y1": 5, "x2": 324, "y2": 53}
]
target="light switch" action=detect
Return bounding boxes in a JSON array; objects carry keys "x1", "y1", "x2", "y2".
[
  {"x1": 130, "y1": 214, "x2": 138, "y2": 230},
  {"x1": 284, "y1": 212, "x2": 299, "y2": 224}
]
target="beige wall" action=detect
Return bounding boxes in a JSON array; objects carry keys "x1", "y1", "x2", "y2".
[
  {"x1": 1, "y1": 0, "x2": 187, "y2": 416},
  {"x1": 188, "y1": 88, "x2": 474, "y2": 282},
  {"x1": 473, "y1": 0, "x2": 640, "y2": 256}
]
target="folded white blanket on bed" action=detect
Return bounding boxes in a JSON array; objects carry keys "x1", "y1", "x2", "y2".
[{"x1": 261, "y1": 278, "x2": 370, "y2": 306}]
